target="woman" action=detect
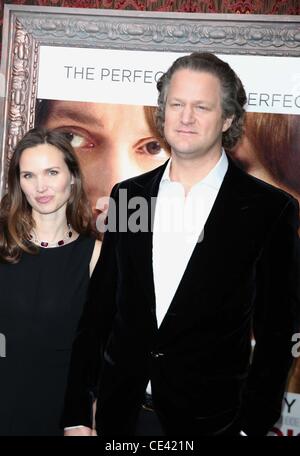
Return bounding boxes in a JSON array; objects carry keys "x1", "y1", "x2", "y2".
[{"x1": 0, "y1": 128, "x2": 101, "y2": 435}]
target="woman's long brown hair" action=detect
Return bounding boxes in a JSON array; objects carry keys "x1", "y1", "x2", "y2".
[{"x1": 0, "y1": 128, "x2": 94, "y2": 263}]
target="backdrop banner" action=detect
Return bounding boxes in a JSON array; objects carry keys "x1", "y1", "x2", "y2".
[{"x1": 38, "y1": 46, "x2": 300, "y2": 114}]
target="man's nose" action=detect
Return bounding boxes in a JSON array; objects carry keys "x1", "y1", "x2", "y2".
[
  {"x1": 180, "y1": 105, "x2": 195, "y2": 124},
  {"x1": 102, "y1": 144, "x2": 137, "y2": 196}
]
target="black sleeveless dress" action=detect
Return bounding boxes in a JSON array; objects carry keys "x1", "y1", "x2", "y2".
[{"x1": 0, "y1": 235, "x2": 95, "y2": 435}]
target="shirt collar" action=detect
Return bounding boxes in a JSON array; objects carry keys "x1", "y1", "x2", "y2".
[{"x1": 160, "y1": 149, "x2": 228, "y2": 191}]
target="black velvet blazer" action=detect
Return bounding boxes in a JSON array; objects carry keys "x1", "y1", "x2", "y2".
[{"x1": 63, "y1": 157, "x2": 300, "y2": 436}]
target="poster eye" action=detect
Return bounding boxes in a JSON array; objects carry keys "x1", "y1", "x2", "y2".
[
  {"x1": 64, "y1": 132, "x2": 85, "y2": 148},
  {"x1": 144, "y1": 140, "x2": 162, "y2": 155}
]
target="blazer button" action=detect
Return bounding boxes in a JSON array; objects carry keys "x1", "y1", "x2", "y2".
[{"x1": 151, "y1": 351, "x2": 164, "y2": 358}]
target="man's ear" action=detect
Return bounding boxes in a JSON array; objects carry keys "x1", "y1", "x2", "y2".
[{"x1": 222, "y1": 116, "x2": 234, "y2": 132}]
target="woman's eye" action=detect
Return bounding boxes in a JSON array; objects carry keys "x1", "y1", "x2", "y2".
[
  {"x1": 49, "y1": 170, "x2": 58, "y2": 176},
  {"x1": 139, "y1": 140, "x2": 169, "y2": 158},
  {"x1": 22, "y1": 173, "x2": 32, "y2": 179},
  {"x1": 145, "y1": 140, "x2": 162, "y2": 155}
]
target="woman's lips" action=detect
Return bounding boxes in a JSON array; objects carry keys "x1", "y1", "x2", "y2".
[{"x1": 35, "y1": 196, "x2": 54, "y2": 204}]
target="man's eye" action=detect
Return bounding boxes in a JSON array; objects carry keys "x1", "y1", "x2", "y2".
[
  {"x1": 64, "y1": 132, "x2": 86, "y2": 148},
  {"x1": 63, "y1": 131, "x2": 94, "y2": 149}
]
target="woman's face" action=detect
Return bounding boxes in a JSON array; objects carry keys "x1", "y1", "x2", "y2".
[
  {"x1": 41, "y1": 101, "x2": 169, "y2": 218},
  {"x1": 19, "y1": 143, "x2": 73, "y2": 219}
]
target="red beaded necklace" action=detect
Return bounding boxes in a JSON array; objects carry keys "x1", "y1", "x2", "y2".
[{"x1": 30, "y1": 224, "x2": 73, "y2": 248}]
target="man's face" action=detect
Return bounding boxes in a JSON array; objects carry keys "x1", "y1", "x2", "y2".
[
  {"x1": 164, "y1": 69, "x2": 232, "y2": 161},
  {"x1": 41, "y1": 101, "x2": 169, "y2": 218}
]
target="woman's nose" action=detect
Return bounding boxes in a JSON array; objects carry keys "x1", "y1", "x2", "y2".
[{"x1": 36, "y1": 177, "x2": 48, "y2": 193}]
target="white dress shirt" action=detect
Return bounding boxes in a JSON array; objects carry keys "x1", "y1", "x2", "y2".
[{"x1": 152, "y1": 150, "x2": 228, "y2": 328}]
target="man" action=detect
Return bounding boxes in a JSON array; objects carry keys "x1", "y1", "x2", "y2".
[{"x1": 63, "y1": 52, "x2": 300, "y2": 436}]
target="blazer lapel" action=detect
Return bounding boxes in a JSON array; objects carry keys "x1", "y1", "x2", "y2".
[{"x1": 128, "y1": 162, "x2": 169, "y2": 317}]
